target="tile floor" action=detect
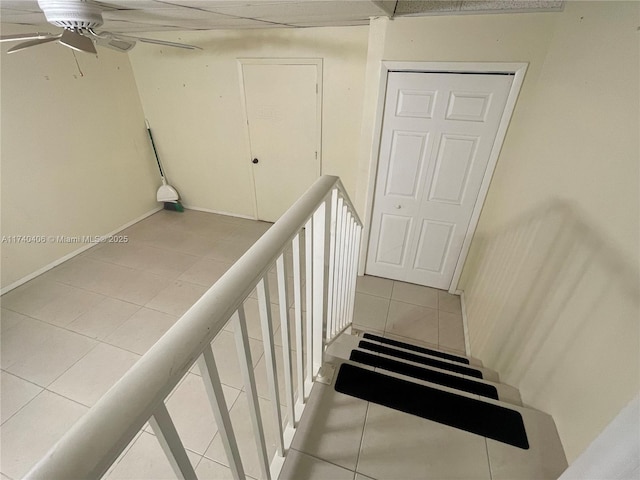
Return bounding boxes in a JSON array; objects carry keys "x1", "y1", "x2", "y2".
[{"x1": 0, "y1": 209, "x2": 467, "y2": 479}]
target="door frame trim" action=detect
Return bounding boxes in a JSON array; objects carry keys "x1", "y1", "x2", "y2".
[
  {"x1": 359, "y1": 61, "x2": 528, "y2": 293},
  {"x1": 237, "y1": 58, "x2": 323, "y2": 220}
]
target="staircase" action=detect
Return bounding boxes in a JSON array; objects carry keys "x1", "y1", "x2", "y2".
[{"x1": 283, "y1": 329, "x2": 569, "y2": 480}]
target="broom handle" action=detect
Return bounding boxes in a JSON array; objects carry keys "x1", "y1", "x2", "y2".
[{"x1": 145, "y1": 119, "x2": 165, "y2": 179}]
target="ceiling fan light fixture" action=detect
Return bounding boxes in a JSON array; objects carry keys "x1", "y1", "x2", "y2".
[{"x1": 37, "y1": 0, "x2": 104, "y2": 30}]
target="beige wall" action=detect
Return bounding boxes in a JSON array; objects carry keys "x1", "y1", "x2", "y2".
[
  {"x1": 460, "y1": 2, "x2": 639, "y2": 462},
  {"x1": 1, "y1": 26, "x2": 159, "y2": 290},
  {"x1": 358, "y1": 2, "x2": 639, "y2": 463},
  {"x1": 128, "y1": 26, "x2": 369, "y2": 218}
]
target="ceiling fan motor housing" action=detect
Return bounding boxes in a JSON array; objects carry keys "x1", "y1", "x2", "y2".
[{"x1": 37, "y1": 0, "x2": 104, "y2": 29}]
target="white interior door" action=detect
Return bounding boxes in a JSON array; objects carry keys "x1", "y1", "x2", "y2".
[
  {"x1": 366, "y1": 71, "x2": 513, "y2": 289},
  {"x1": 242, "y1": 62, "x2": 320, "y2": 222}
]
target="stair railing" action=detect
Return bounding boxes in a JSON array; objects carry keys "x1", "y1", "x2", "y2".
[{"x1": 25, "y1": 175, "x2": 362, "y2": 480}]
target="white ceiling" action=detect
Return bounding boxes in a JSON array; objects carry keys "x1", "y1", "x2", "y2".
[{"x1": 0, "y1": 0, "x2": 564, "y2": 33}]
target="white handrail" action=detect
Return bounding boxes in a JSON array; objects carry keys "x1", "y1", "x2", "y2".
[{"x1": 26, "y1": 175, "x2": 362, "y2": 480}]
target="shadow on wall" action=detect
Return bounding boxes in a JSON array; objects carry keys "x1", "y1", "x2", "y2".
[{"x1": 463, "y1": 199, "x2": 639, "y2": 405}]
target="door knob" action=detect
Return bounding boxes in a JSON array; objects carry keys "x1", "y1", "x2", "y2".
[
  {"x1": 252, "y1": 158, "x2": 259, "y2": 164},
  {"x1": 395, "y1": 205, "x2": 402, "y2": 209}
]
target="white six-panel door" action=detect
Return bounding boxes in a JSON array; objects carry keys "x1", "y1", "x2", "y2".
[{"x1": 366, "y1": 72, "x2": 513, "y2": 289}]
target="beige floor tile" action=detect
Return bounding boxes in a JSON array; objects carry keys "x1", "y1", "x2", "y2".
[
  {"x1": 391, "y1": 282, "x2": 438, "y2": 309},
  {"x1": 438, "y1": 290, "x2": 462, "y2": 315},
  {"x1": 146, "y1": 280, "x2": 208, "y2": 317},
  {"x1": 89, "y1": 242, "x2": 200, "y2": 279},
  {"x1": 1, "y1": 278, "x2": 78, "y2": 318},
  {"x1": 110, "y1": 270, "x2": 174, "y2": 306},
  {"x1": 352, "y1": 293, "x2": 390, "y2": 333},
  {"x1": 0, "y1": 372, "x2": 42, "y2": 424},
  {"x1": 229, "y1": 222, "x2": 272, "y2": 244},
  {"x1": 204, "y1": 330, "x2": 264, "y2": 390},
  {"x1": 105, "y1": 431, "x2": 200, "y2": 480},
  {"x1": 355, "y1": 474, "x2": 376, "y2": 480},
  {"x1": 385, "y1": 300, "x2": 438, "y2": 346},
  {"x1": 248, "y1": 272, "x2": 294, "y2": 308},
  {"x1": 356, "y1": 275, "x2": 393, "y2": 299},
  {"x1": 4, "y1": 322, "x2": 96, "y2": 387},
  {"x1": 253, "y1": 344, "x2": 298, "y2": 406},
  {"x1": 30, "y1": 286, "x2": 105, "y2": 327},
  {"x1": 49, "y1": 258, "x2": 172, "y2": 306},
  {"x1": 105, "y1": 307, "x2": 178, "y2": 355},
  {"x1": 179, "y1": 258, "x2": 234, "y2": 287},
  {"x1": 1, "y1": 316, "x2": 59, "y2": 369},
  {"x1": 66, "y1": 297, "x2": 141, "y2": 340},
  {"x1": 204, "y1": 394, "x2": 278, "y2": 480},
  {"x1": 46, "y1": 257, "x2": 134, "y2": 295},
  {"x1": 195, "y1": 456, "x2": 253, "y2": 479},
  {"x1": 0, "y1": 308, "x2": 25, "y2": 334},
  {"x1": 48, "y1": 343, "x2": 141, "y2": 407},
  {"x1": 123, "y1": 222, "x2": 216, "y2": 257},
  {"x1": 291, "y1": 382, "x2": 368, "y2": 472},
  {"x1": 224, "y1": 297, "x2": 281, "y2": 343},
  {"x1": 163, "y1": 372, "x2": 241, "y2": 455},
  {"x1": 439, "y1": 311, "x2": 466, "y2": 352},
  {"x1": 205, "y1": 239, "x2": 256, "y2": 264},
  {"x1": 280, "y1": 449, "x2": 354, "y2": 480},
  {"x1": 357, "y1": 403, "x2": 491, "y2": 480},
  {"x1": 0, "y1": 390, "x2": 87, "y2": 479}
]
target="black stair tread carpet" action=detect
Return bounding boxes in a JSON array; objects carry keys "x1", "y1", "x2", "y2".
[
  {"x1": 335, "y1": 363, "x2": 529, "y2": 450},
  {"x1": 358, "y1": 340, "x2": 484, "y2": 379},
  {"x1": 349, "y1": 349, "x2": 499, "y2": 400},
  {"x1": 362, "y1": 333, "x2": 470, "y2": 364}
]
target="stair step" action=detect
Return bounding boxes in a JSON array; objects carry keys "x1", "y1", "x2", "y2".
[
  {"x1": 359, "y1": 340, "x2": 486, "y2": 379},
  {"x1": 328, "y1": 333, "x2": 500, "y2": 382},
  {"x1": 335, "y1": 363, "x2": 529, "y2": 449},
  {"x1": 349, "y1": 349, "x2": 499, "y2": 400},
  {"x1": 362, "y1": 332, "x2": 470, "y2": 364}
]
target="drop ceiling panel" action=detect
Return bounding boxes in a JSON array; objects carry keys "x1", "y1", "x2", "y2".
[{"x1": 0, "y1": 0, "x2": 565, "y2": 32}]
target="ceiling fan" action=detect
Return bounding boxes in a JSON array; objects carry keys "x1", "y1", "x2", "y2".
[{"x1": 0, "y1": 0, "x2": 201, "y2": 54}]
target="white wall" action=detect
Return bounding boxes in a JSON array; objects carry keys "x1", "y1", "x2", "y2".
[
  {"x1": 1, "y1": 26, "x2": 160, "y2": 290},
  {"x1": 357, "y1": 1, "x2": 639, "y2": 463},
  {"x1": 127, "y1": 26, "x2": 369, "y2": 218}
]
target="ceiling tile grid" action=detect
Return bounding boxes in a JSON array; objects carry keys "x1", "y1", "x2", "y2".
[{"x1": 0, "y1": 0, "x2": 564, "y2": 33}]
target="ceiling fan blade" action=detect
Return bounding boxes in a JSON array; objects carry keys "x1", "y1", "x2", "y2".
[
  {"x1": 114, "y1": 33, "x2": 201, "y2": 51},
  {"x1": 7, "y1": 36, "x2": 60, "y2": 54},
  {"x1": 59, "y1": 29, "x2": 97, "y2": 54},
  {"x1": 1, "y1": 32, "x2": 57, "y2": 43},
  {"x1": 95, "y1": 37, "x2": 135, "y2": 53}
]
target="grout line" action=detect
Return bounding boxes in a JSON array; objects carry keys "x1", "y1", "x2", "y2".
[
  {"x1": 353, "y1": 401, "x2": 371, "y2": 476},
  {"x1": 287, "y1": 447, "x2": 359, "y2": 477}
]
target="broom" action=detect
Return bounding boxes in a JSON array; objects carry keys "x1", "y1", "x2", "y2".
[{"x1": 145, "y1": 119, "x2": 184, "y2": 212}]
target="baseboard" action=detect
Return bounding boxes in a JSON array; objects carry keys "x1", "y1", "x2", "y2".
[
  {"x1": 0, "y1": 207, "x2": 162, "y2": 296},
  {"x1": 458, "y1": 289, "x2": 472, "y2": 357},
  {"x1": 182, "y1": 204, "x2": 257, "y2": 221}
]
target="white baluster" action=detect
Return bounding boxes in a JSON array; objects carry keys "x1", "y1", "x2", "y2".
[
  {"x1": 311, "y1": 200, "x2": 329, "y2": 375},
  {"x1": 304, "y1": 219, "x2": 313, "y2": 390},
  {"x1": 233, "y1": 307, "x2": 271, "y2": 480},
  {"x1": 276, "y1": 254, "x2": 296, "y2": 429},
  {"x1": 292, "y1": 233, "x2": 305, "y2": 408},
  {"x1": 148, "y1": 403, "x2": 197, "y2": 480},
  {"x1": 198, "y1": 345, "x2": 245, "y2": 480},
  {"x1": 256, "y1": 277, "x2": 285, "y2": 457},
  {"x1": 325, "y1": 189, "x2": 338, "y2": 340}
]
